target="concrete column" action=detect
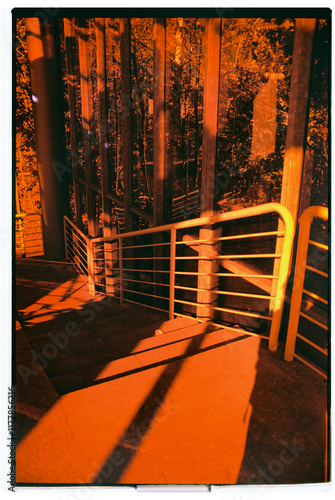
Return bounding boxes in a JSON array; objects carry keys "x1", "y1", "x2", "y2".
[
  {"x1": 120, "y1": 18, "x2": 133, "y2": 233},
  {"x1": 25, "y1": 18, "x2": 67, "y2": 260},
  {"x1": 271, "y1": 19, "x2": 317, "y2": 337},
  {"x1": 63, "y1": 18, "x2": 82, "y2": 231},
  {"x1": 153, "y1": 18, "x2": 166, "y2": 227},
  {"x1": 197, "y1": 18, "x2": 221, "y2": 320},
  {"x1": 280, "y1": 18, "x2": 317, "y2": 230},
  {"x1": 96, "y1": 18, "x2": 119, "y2": 294},
  {"x1": 78, "y1": 19, "x2": 96, "y2": 237}
]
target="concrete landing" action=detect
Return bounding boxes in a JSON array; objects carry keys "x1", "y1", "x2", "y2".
[{"x1": 15, "y1": 259, "x2": 328, "y2": 485}]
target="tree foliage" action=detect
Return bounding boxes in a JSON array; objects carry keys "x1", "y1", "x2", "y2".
[
  {"x1": 15, "y1": 18, "x2": 41, "y2": 213},
  {"x1": 16, "y1": 16, "x2": 329, "y2": 227}
]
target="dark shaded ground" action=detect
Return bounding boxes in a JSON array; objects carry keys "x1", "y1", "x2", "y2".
[
  {"x1": 237, "y1": 339, "x2": 328, "y2": 484},
  {"x1": 15, "y1": 258, "x2": 328, "y2": 485}
]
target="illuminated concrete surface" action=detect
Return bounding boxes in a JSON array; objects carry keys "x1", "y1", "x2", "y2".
[{"x1": 15, "y1": 260, "x2": 328, "y2": 485}]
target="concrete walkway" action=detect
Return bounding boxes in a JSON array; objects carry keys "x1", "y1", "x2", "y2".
[{"x1": 15, "y1": 259, "x2": 328, "y2": 485}]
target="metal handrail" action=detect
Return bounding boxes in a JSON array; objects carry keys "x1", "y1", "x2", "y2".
[
  {"x1": 284, "y1": 206, "x2": 328, "y2": 362},
  {"x1": 91, "y1": 203, "x2": 292, "y2": 243},
  {"x1": 64, "y1": 203, "x2": 294, "y2": 352}
]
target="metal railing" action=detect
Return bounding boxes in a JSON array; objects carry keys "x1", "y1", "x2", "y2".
[
  {"x1": 15, "y1": 212, "x2": 44, "y2": 258},
  {"x1": 284, "y1": 206, "x2": 328, "y2": 371},
  {"x1": 172, "y1": 190, "x2": 200, "y2": 221},
  {"x1": 63, "y1": 217, "x2": 90, "y2": 281},
  {"x1": 64, "y1": 203, "x2": 294, "y2": 351}
]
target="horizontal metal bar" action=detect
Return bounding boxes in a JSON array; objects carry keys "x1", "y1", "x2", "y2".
[
  {"x1": 119, "y1": 241, "x2": 171, "y2": 251},
  {"x1": 68, "y1": 232, "x2": 87, "y2": 247},
  {"x1": 174, "y1": 271, "x2": 278, "y2": 279},
  {"x1": 73, "y1": 257, "x2": 88, "y2": 271},
  {"x1": 175, "y1": 254, "x2": 280, "y2": 260},
  {"x1": 74, "y1": 263, "x2": 89, "y2": 277},
  {"x1": 302, "y1": 289, "x2": 328, "y2": 305},
  {"x1": 121, "y1": 297, "x2": 168, "y2": 314},
  {"x1": 177, "y1": 230, "x2": 285, "y2": 246},
  {"x1": 64, "y1": 215, "x2": 89, "y2": 243},
  {"x1": 122, "y1": 268, "x2": 170, "y2": 274},
  {"x1": 296, "y1": 333, "x2": 328, "y2": 355},
  {"x1": 73, "y1": 252, "x2": 87, "y2": 269},
  {"x1": 122, "y1": 256, "x2": 171, "y2": 261},
  {"x1": 309, "y1": 239, "x2": 328, "y2": 251},
  {"x1": 305, "y1": 265, "x2": 328, "y2": 278},
  {"x1": 216, "y1": 290, "x2": 273, "y2": 300},
  {"x1": 293, "y1": 353, "x2": 327, "y2": 379},
  {"x1": 72, "y1": 233, "x2": 89, "y2": 247},
  {"x1": 122, "y1": 277, "x2": 169, "y2": 287},
  {"x1": 299, "y1": 311, "x2": 328, "y2": 330},
  {"x1": 174, "y1": 298, "x2": 207, "y2": 307},
  {"x1": 212, "y1": 305, "x2": 271, "y2": 320},
  {"x1": 122, "y1": 289, "x2": 169, "y2": 301},
  {"x1": 174, "y1": 284, "x2": 273, "y2": 300},
  {"x1": 90, "y1": 202, "x2": 291, "y2": 244},
  {"x1": 73, "y1": 244, "x2": 88, "y2": 262}
]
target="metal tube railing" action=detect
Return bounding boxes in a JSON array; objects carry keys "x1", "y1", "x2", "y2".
[
  {"x1": 284, "y1": 206, "x2": 328, "y2": 361},
  {"x1": 64, "y1": 203, "x2": 294, "y2": 352}
]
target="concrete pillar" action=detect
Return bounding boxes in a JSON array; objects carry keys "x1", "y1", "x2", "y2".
[
  {"x1": 153, "y1": 18, "x2": 166, "y2": 227},
  {"x1": 271, "y1": 19, "x2": 317, "y2": 340},
  {"x1": 120, "y1": 18, "x2": 133, "y2": 233},
  {"x1": 78, "y1": 19, "x2": 96, "y2": 237},
  {"x1": 25, "y1": 18, "x2": 67, "y2": 260},
  {"x1": 63, "y1": 18, "x2": 82, "y2": 230},
  {"x1": 280, "y1": 18, "x2": 317, "y2": 230},
  {"x1": 197, "y1": 18, "x2": 221, "y2": 320}
]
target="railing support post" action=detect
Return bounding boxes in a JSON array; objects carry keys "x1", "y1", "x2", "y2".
[
  {"x1": 284, "y1": 206, "x2": 328, "y2": 360},
  {"x1": 119, "y1": 238, "x2": 124, "y2": 305},
  {"x1": 63, "y1": 217, "x2": 68, "y2": 261},
  {"x1": 87, "y1": 240, "x2": 95, "y2": 295},
  {"x1": 169, "y1": 229, "x2": 176, "y2": 319},
  {"x1": 268, "y1": 208, "x2": 294, "y2": 351},
  {"x1": 197, "y1": 227, "x2": 220, "y2": 321}
]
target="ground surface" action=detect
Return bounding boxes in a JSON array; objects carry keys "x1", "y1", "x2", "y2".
[{"x1": 15, "y1": 259, "x2": 328, "y2": 485}]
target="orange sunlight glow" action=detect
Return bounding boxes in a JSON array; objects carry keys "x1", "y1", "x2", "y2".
[{"x1": 16, "y1": 308, "x2": 260, "y2": 484}]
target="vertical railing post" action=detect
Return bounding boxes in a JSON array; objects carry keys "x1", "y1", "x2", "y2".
[
  {"x1": 119, "y1": 238, "x2": 124, "y2": 304},
  {"x1": 284, "y1": 206, "x2": 328, "y2": 360},
  {"x1": 63, "y1": 217, "x2": 68, "y2": 261},
  {"x1": 268, "y1": 208, "x2": 294, "y2": 351},
  {"x1": 169, "y1": 228, "x2": 177, "y2": 320},
  {"x1": 87, "y1": 239, "x2": 95, "y2": 295}
]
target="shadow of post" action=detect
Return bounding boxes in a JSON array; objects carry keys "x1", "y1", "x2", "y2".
[{"x1": 93, "y1": 324, "x2": 211, "y2": 484}]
